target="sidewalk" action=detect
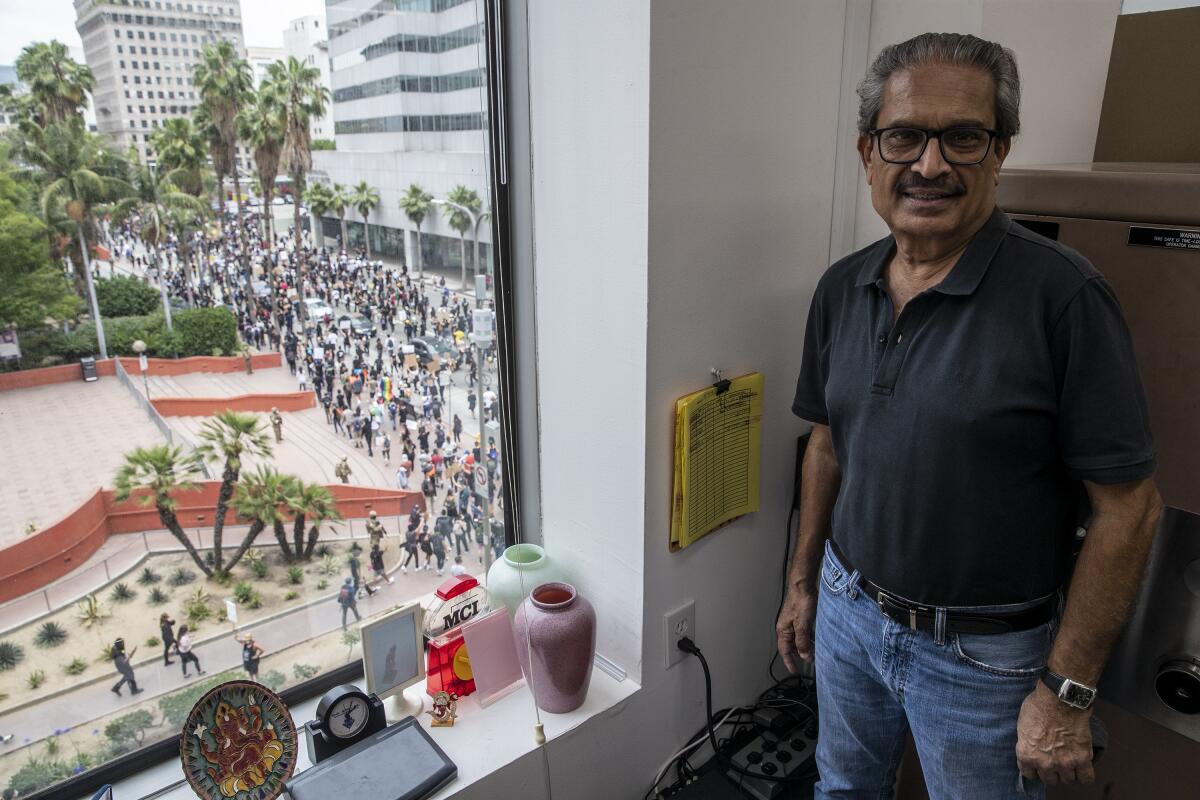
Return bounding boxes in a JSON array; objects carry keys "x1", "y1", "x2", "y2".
[{"x1": 0, "y1": 551, "x2": 490, "y2": 750}]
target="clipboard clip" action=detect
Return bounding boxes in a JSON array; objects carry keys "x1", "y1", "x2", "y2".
[{"x1": 711, "y1": 368, "x2": 731, "y2": 395}]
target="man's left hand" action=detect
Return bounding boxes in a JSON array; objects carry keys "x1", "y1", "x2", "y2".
[{"x1": 1016, "y1": 682, "x2": 1095, "y2": 785}]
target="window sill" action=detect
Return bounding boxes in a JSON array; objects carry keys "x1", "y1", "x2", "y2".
[{"x1": 105, "y1": 660, "x2": 640, "y2": 799}]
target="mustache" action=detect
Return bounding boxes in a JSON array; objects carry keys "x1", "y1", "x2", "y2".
[{"x1": 896, "y1": 178, "x2": 965, "y2": 195}]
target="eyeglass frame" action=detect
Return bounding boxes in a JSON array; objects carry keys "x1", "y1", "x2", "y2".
[{"x1": 866, "y1": 126, "x2": 1000, "y2": 166}]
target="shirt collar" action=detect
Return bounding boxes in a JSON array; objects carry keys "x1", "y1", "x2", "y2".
[{"x1": 854, "y1": 206, "x2": 1012, "y2": 296}]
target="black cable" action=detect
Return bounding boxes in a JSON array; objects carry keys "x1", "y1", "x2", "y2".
[{"x1": 678, "y1": 637, "x2": 816, "y2": 785}]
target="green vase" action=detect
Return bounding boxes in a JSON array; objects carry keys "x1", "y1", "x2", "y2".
[{"x1": 486, "y1": 543, "x2": 557, "y2": 618}]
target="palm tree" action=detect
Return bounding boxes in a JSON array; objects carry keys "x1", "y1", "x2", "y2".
[
  {"x1": 13, "y1": 41, "x2": 94, "y2": 127},
  {"x1": 153, "y1": 118, "x2": 208, "y2": 197},
  {"x1": 286, "y1": 481, "x2": 343, "y2": 560},
  {"x1": 25, "y1": 119, "x2": 129, "y2": 358},
  {"x1": 445, "y1": 185, "x2": 481, "y2": 290},
  {"x1": 303, "y1": 182, "x2": 334, "y2": 249},
  {"x1": 194, "y1": 411, "x2": 273, "y2": 575},
  {"x1": 227, "y1": 465, "x2": 292, "y2": 569},
  {"x1": 192, "y1": 104, "x2": 230, "y2": 214},
  {"x1": 108, "y1": 154, "x2": 207, "y2": 287},
  {"x1": 351, "y1": 181, "x2": 380, "y2": 259},
  {"x1": 330, "y1": 183, "x2": 350, "y2": 250},
  {"x1": 266, "y1": 56, "x2": 329, "y2": 322},
  {"x1": 239, "y1": 87, "x2": 286, "y2": 245},
  {"x1": 113, "y1": 445, "x2": 211, "y2": 577},
  {"x1": 399, "y1": 183, "x2": 433, "y2": 280},
  {"x1": 193, "y1": 42, "x2": 254, "y2": 316}
]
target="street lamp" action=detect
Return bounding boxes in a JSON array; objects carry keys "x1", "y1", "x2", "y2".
[
  {"x1": 132, "y1": 339, "x2": 149, "y2": 399},
  {"x1": 431, "y1": 199, "x2": 490, "y2": 292}
]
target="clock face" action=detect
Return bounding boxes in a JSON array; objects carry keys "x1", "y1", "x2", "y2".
[{"x1": 327, "y1": 695, "x2": 370, "y2": 739}]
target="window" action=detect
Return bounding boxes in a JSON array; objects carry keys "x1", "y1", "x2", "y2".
[{"x1": 0, "y1": 2, "x2": 516, "y2": 798}]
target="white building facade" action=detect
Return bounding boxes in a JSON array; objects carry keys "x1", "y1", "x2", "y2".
[
  {"x1": 73, "y1": 0, "x2": 246, "y2": 165},
  {"x1": 283, "y1": 15, "x2": 333, "y2": 142},
  {"x1": 246, "y1": 45, "x2": 284, "y2": 92},
  {"x1": 312, "y1": 0, "x2": 492, "y2": 275}
]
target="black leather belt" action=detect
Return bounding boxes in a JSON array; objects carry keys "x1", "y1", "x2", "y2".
[{"x1": 828, "y1": 540, "x2": 1057, "y2": 635}]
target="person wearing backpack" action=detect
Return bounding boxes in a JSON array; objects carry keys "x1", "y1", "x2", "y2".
[
  {"x1": 338, "y1": 577, "x2": 361, "y2": 629},
  {"x1": 430, "y1": 524, "x2": 448, "y2": 576},
  {"x1": 369, "y1": 542, "x2": 392, "y2": 587},
  {"x1": 417, "y1": 525, "x2": 434, "y2": 571},
  {"x1": 401, "y1": 525, "x2": 420, "y2": 574}
]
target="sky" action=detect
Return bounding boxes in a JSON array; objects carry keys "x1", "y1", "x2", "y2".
[{"x1": 0, "y1": 0, "x2": 325, "y2": 65}]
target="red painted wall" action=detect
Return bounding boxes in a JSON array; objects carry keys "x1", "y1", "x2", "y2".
[
  {"x1": 150, "y1": 391, "x2": 315, "y2": 417},
  {"x1": 0, "y1": 359, "x2": 116, "y2": 392},
  {"x1": 0, "y1": 353, "x2": 281, "y2": 394},
  {"x1": 0, "y1": 483, "x2": 422, "y2": 604}
]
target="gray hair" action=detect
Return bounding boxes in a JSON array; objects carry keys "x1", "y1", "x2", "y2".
[{"x1": 857, "y1": 33, "x2": 1021, "y2": 139}]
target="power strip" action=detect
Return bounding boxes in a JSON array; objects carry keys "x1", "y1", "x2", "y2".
[{"x1": 725, "y1": 720, "x2": 817, "y2": 800}]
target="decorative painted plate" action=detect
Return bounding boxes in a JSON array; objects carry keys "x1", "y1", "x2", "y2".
[{"x1": 180, "y1": 680, "x2": 298, "y2": 800}]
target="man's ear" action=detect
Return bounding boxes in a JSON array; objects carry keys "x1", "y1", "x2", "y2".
[{"x1": 857, "y1": 133, "x2": 874, "y2": 185}]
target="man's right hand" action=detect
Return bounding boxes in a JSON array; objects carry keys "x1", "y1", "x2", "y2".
[{"x1": 776, "y1": 586, "x2": 818, "y2": 673}]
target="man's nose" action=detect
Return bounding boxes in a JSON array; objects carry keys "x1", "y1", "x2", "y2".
[{"x1": 911, "y1": 134, "x2": 952, "y2": 179}]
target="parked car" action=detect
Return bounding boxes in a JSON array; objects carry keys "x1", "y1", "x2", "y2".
[
  {"x1": 303, "y1": 297, "x2": 335, "y2": 322},
  {"x1": 410, "y1": 336, "x2": 458, "y2": 367},
  {"x1": 338, "y1": 313, "x2": 375, "y2": 337}
]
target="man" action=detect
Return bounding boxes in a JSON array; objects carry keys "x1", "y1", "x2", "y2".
[
  {"x1": 334, "y1": 456, "x2": 352, "y2": 484},
  {"x1": 269, "y1": 407, "x2": 283, "y2": 443},
  {"x1": 777, "y1": 33, "x2": 1161, "y2": 798},
  {"x1": 348, "y1": 544, "x2": 374, "y2": 598},
  {"x1": 110, "y1": 638, "x2": 143, "y2": 697}
]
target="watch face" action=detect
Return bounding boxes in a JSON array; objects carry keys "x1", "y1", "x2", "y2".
[
  {"x1": 1062, "y1": 681, "x2": 1096, "y2": 709},
  {"x1": 327, "y1": 695, "x2": 371, "y2": 739}
]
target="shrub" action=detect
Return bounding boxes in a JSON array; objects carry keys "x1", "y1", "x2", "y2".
[
  {"x1": 146, "y1": 635, "x2": 161, "y2": 648},
  {"x1": 284, "y1": 590, "x2": 300, "y2": 601},
  {"x1": 250, "y1": 560, "x2": 269, "y2": 579},
  {"x1": 168, "y1": 567, "x2": 196, "y2": 587},
  {"x1": 342, "y1": 630, "x2": 360, "y2": 660},
  {"x1": 287, "y1": 566, "x2": 304, "y2": 585},
  {"x1": 148, "y1": 587, "x2": 169, "y2": 605},
  {"x1": 104, "y1": 709, "x2": 154, "y2": 755},
  {"x1": 186, "y1": 587, "x2": 212, "y2": 625},
  {"x1": 97, "y1": 643, "x2": 116, "y2": 663},
  {"x1": 260, "y1": 670, "x2": 286, "y2": 691},
  {"x1": 319, "y1": 554, "x2": 338, "y2": 576},
  {"x1": 137, "y1": 567, "x2": 161, "y2": 586},
  {"x1": 311, "y1": 138, "x2": 336, "y2": 151},
  {"x1": 212, "y1": 569, "x2": 233, "y2": 587},
  {"x1": 7, "y1": 757, "x2": 74, "y2": 795},
  {"x1": 95, "y1": 275, "x2": 160, "y2": 317},
  {"x1": 34, "y1": 621, "x2": 68, "y2": 649},
  {"x1": 64, "y1": 657, "x2": 88, "y2": 676},
  {"x1": 316, "y1": 579, "x2": 329, "y2": 591},
  {"x1": 27, "y1": 669, "x2": 46, "y2": 689},
  {"x1": 110, "y1": 582, "x2": 136, "y2": 603},
  {"x1": 293, "y1": 663, "x2": 319, "y2": 680},
  {"x1": 0, "y1": 640, "x2": 26, "y2": 671},
  {"x1": 316, "y1": 543, "x2": 337, "y2": 557},
  {"x1": 233, "y1": 581, "x2": 255, "y2": 604},
  {"x1": 246, "y1": 591, "x2": 263, "y2": 610},
  {"x1": 76, "y1": 594, "x2": 108, "y2": 627},
  {"x1": 159, "y1": 671, "x2": 237, "y2": 727},
  {"x1": 174, "y1": 307, "x2": 237, "y2": 358}
]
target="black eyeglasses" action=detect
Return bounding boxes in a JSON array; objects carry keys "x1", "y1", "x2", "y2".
[{"x1": 868, "y1": 126, "x2": 998, "y2": 165}]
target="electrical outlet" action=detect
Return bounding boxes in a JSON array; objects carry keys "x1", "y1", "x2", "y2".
[{"x1": 665, "y1": 599, "x2": 696, "y2": 669}]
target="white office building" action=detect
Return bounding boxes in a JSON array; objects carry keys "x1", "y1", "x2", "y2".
[
  {"x1": 73, "y1": 0, "x2": 245, "y2": 165},
  {"x1": 312, "y1": 0, "x2": 492, "y2": 274},
  {"x1": 283, "y1": 15, "x2": 334, "y2": 142},
  {"x1": 246, "y1": 45, "x2": 284, "y2": 91}
]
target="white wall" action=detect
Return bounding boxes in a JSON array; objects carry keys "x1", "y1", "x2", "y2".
[{"x1": 852, "y1": 0, "x2": 1121, "y2": 249}]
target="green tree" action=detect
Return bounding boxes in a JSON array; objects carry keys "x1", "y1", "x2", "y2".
[
  {"x1": 445, "y1": 185, "x2": 481, "y2": 290},
  {"x1": 24, "y1": 119, "x2": 130, "y2": 358},
  {"x1": 10, "y1": 41, "x2": 94, "y2": 128},
  {"x1": 194, "y1": 411, "x2": 273, "y2": 575},
  {"x1": 153, "y1": 118, "x2": 208, "y2": 197},
  {"x1": 265, "y1": 56, "x2": 329, "y2": 323},
  {"x1": 330, "y1": 183, "x2": 350, "y2": 250},
  {"x1": 93, "y1": 275, "x2": 159, "y2": 317},
  {"x1": 113, "y1": 445, "x2": 210, "y2": 577},
  {"x1": 228, "y1": 465, "x2": 293, "y2": 566},
  {"x1": 239, "y1": 87, "x2": 286, "y2": 245},
  {"x1": 351, "y1": 181, "x2": 380, "y2": 259},
  {"x1": 193, "y1": 42, "x2": 254, "y2": 316},
  {"x1": 192, "y1": 103, "x2": 230, "y2": 213},
  {"x1": 0, "y1": 165, "x2": 78, "y2": 328},
  {"x1": 303, "y1": 182, "x2": 334, "y2": 249},
  {"x1": 398, "y1": 184, "x2": 434, "y2": 280},
  {"x1": 286, "y1": 481, "x2": 342, "y2": 560}
]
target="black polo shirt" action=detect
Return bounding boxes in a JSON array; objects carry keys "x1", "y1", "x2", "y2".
[{"x1": 793, "y1": 207, "x2": 1155, "y2": 606}]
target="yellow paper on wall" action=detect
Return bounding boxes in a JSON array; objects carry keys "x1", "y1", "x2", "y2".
[{"x1": 670, "y1": 372, "x2": 764, "y2": 551}]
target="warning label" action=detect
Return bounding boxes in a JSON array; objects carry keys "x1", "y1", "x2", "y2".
[{"x1": 1128, "y1": 226, "x2": 1200, "y2": 251}]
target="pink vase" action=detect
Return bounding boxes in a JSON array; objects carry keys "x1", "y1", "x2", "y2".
[{"x1": 512, "y1": 582, "x2": 596, "y2": 713}]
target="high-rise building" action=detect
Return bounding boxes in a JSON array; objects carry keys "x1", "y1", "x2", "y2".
[
  {"x1": 0, "y1": 65, "x2": 22, "y2": 134},
  {"x1": 313, "y1": 0, "x2": 492, "y2": 271},
  {"x1": 283, "y1": 15, "x2": 333, "y2": 142},
  {"x1": 246, "y1": 45, "x2": 285, "y2": 90},
  {"x1": 73, "y1": 0, "x2": 246, "y2": 165}
]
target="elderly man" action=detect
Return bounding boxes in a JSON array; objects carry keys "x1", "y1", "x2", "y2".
[{"x1": 778, "y1": 33, "x2": 1161, "y2": 798}]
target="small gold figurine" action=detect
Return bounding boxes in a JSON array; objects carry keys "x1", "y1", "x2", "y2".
[{"x1": 427, "y1": 691, "x2": 458, "y2": 727}]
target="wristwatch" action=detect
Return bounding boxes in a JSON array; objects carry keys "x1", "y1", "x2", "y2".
[{"x1": 1041, "y1": 669, "x2": 1097, "y2": 710}]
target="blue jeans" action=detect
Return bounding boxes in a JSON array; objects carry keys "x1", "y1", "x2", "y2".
[{"x1": 814, "y1": 541, "x2": 1058, "y2": 799}]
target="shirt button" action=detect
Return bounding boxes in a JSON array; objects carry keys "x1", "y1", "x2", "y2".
[{"x1": 877, "y1": 335, "x2": 887, "y2": 344}]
